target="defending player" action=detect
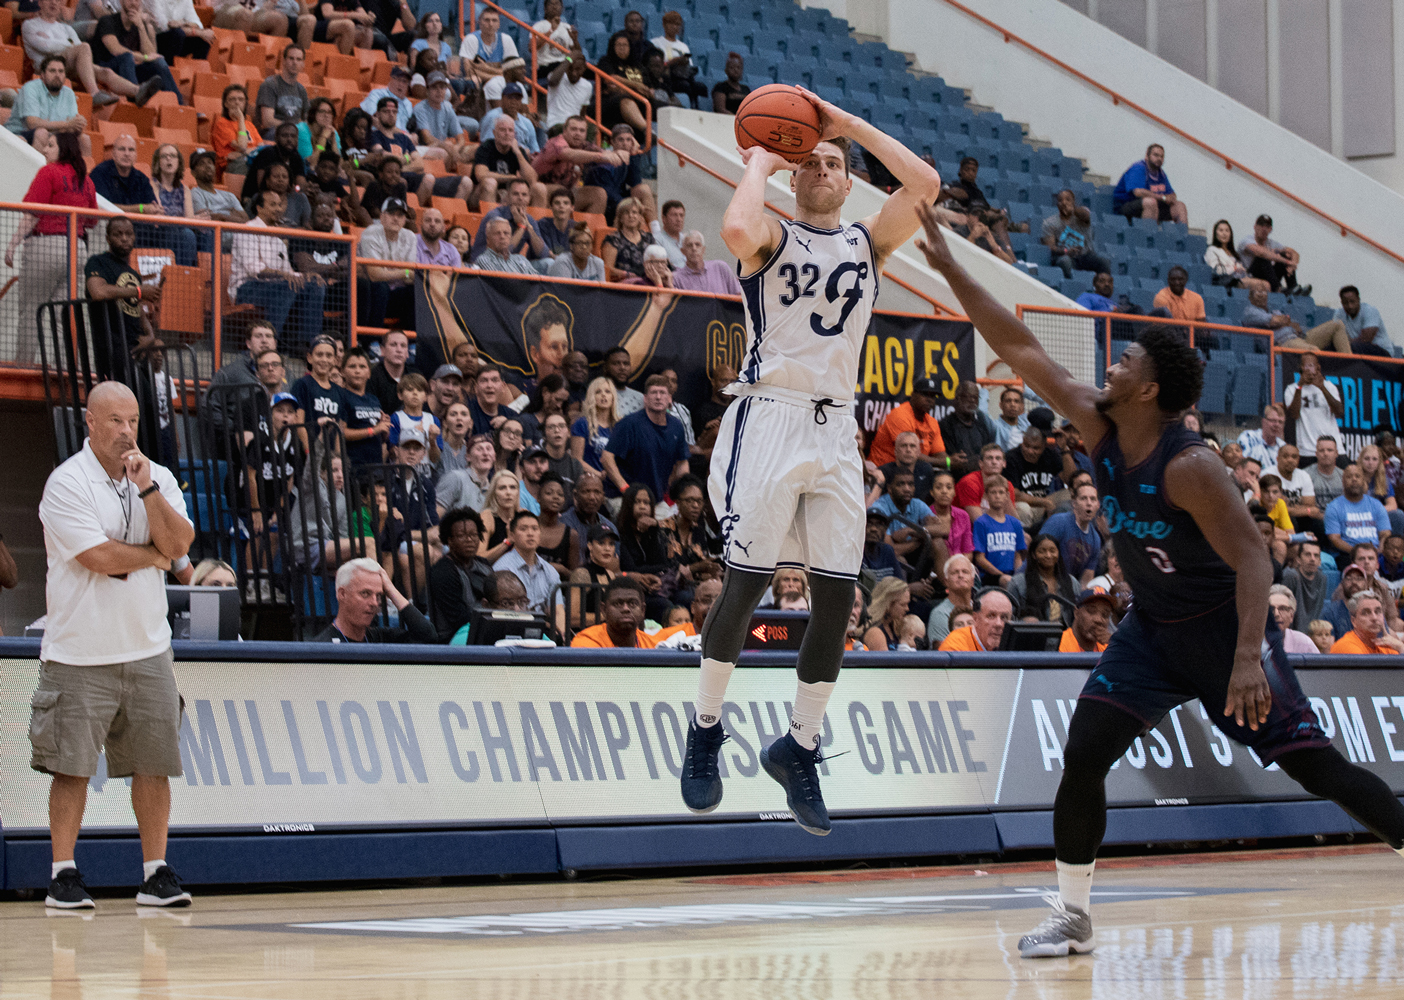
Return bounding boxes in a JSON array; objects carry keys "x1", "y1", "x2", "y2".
[
  {"x1": 912, "y1": 202, "x2": 1404, "y2": 956},
  {"x1": 679, "y1": 91, "x2": 941, "y2": 834}
]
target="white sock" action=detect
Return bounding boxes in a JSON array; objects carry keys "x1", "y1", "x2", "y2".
[
  {"x1": 143, "y1": 859, "x2": 165, "y2": 881},
  {"x1": 1056, "y1": 860, "x2": 1095, "y2": 914},
  {"x1": 789, "y1": 680, "x2": 836, "y2": 750},
  {"x1": 52, "y1": 859, "x2": 76, "y2": 879},
  {"x1": 694, "y1": 657, "x2": 735, "y2": 728}
]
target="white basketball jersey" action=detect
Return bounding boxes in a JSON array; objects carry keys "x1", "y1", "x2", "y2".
[{"x1": 736, "y1": 219, "x2": 878, "y2": 402}]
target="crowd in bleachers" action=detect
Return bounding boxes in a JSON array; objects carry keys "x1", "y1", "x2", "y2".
[{"x1": 5, "y1": 0, "x2": 1402, "y2": 655}]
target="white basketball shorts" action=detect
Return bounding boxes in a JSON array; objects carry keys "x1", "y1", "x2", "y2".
[{"x1": 707, "y1": 387, "x2": 865, "y2": 580}]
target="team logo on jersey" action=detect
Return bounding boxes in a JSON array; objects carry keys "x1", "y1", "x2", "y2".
[{"x1": 810, "y1": 261, "x2": 869, "y2": 337}]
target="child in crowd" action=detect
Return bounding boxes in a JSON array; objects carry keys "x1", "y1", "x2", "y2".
[
  {"x1": 1258, "y1": 474, "x2": 1293, "y2": 532},
  {"x1": 338, "y1": 347, "x2": 391, "y2": 468},
  {"x1": 665, "y1": 606, "x2": 692, "y2": 629},
  {"x1": 389, "y1": 371, "x2": 440, "y2": 472},
  {"x1": 1307, "y1": 619, "x2": 1335, "y2": 654},
  {"x1": 972, "y1": 475, "x2": 1026, "y2": 586},
  {"x1": 948, "y1": 607, "x2": 975, "y2": 634},
  {"x1": 895, "y1": 614, "x2": 926, "y2": 651}
]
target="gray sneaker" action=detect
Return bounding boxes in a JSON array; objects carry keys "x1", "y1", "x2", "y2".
[{"x1": 1018, "y1": 896, "x2": 1094, "y2": 957}]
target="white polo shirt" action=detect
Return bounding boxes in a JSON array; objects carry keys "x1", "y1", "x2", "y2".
[{"x1": 38, "y1": 439, "x2": 190, "y2": 665}]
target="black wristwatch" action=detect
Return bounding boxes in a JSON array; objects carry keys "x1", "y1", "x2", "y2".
[{"x1": 138, "y1": 484, "x2": 159, "y2": 499}]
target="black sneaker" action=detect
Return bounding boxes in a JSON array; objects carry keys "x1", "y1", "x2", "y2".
[
  {"x1": 680, "y1": 719, "x2": 728, "y2": 813},
  {"x1": 135, "y1": 866, "x2": 192, "y2": 907},
  {"x1": 134, "y1": 78, "x2": 163, "y2": 107},
  {"x1": 760, "y1": 731, "x2": 832, "y2": 836},
  {"x1": 45, "y1": 868, "x2": 96, "y2": 909}
]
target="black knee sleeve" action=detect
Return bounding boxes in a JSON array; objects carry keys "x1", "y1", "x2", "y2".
[
  {"x1": 1277, "y1": 746, "x2": 1404, "y2": 850},
  {"x1": 1053, "y1": 700, "x2": 1147, "y2": 865},
  {"x1": 795, "y1": 575, "x2": 855, "y2": 684},
  {"x1": 699, "y1": 567, "x2": 771, "y2": 664}
]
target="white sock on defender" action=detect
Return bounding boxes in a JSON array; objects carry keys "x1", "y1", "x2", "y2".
[
  {"x1": 1056, "y1": 860, "x2": 1095, "y2": 914},
  {"x1": 143, "y1": 859, "x2": 165, "y2": 881},
  {"x1": 695, "y1": 658, "x2": 735, "y2": 728},
  {"x1": 52, "y1": 860, "x2": 76, "y2": 879},
  {"x1": 789, "y1": 680, "x2": 836, "y2": 750}
]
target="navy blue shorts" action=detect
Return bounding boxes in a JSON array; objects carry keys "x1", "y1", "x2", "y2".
[{"x1": 1080, "y1": 598, "x2": 1330, "y2": 763}]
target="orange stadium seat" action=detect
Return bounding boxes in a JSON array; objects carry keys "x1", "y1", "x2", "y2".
[
  {"x1": 110, "y1": 103, "x2": 156, "y2": 137},
  {"x1": 228, "y1": 42, "x2": 266, "y2": 70},
  {"x1": 98, "y1": 120, "x2": 139, "y2": 148},
  {"x1": 152, "y1": 125, "x2": 195, "y2": 147},
  {"x1": 192, "y1": 73, "x2": 232, "y2": 101},
  {"x1": 0, "y1": 8, "x2": 13, "y2": 45},
  {"x1": 323, "y1": 54, "x2": 361, "y2": 84},
  {"x1": 159, "y1": 104, "x2": 198, "y2": 137}
]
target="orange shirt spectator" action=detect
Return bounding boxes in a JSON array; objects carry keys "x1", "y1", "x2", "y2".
[
  {"x1": 1059, "y1": 628, "x2": 1106, "y2": 653},
  {"x1": 937, "y1": 624, "x2": 986, "y2": 651},
  {"x1": 211, "y1": 115, "x2": 263, "y2": 174},
  {"x1": 1152, "y1": 269, "x2": 1206, "y2": 322},
  {"x1": 1329, "y1": 631, "x2": 1400, "y2": 655},
  {"x1": 869, "y1": 380, "x2": 945, "y2": 467},
  {"x1": 571, "y1": 623, "x2": 688, "y2": 648}
]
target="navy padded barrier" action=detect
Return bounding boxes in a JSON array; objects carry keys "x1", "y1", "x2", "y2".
[
  {"x1": 557, "y1": 814, "x2": 1001, "y2": 870},
  {"x1": 4, "y1": 829, "x2": 562, "y2": 889}
]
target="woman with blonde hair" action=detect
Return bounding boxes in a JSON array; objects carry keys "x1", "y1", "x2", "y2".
[
  {"x1": 601, "y1": 196, "x2": 655, "y2": 282},
  {"x1": 1358, "y1": 444, "x2": 1398, "y2": 513},
  {"x1": 478, "y1": 469, "x2": 523, "y2": 563},
  {"x1": 864, "y1": 577, "x2": 911, "y2": 651},
  {"x1": 191, "y1": 559, "x2": 237, "y2": 587},
  {"x1": 570, "y1": 376, "x2": 619, "y2": 471}
]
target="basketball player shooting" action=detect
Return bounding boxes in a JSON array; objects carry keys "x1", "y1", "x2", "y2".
[
  {"x1": 912, "y1": 202, "x2": 1404, "y2": 957},
  {"x1": 679, "y1": 90, "x2": 941, "y2": 835}
]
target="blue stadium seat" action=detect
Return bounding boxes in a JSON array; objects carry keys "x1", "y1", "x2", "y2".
[
  {"x1": 1231, "y1": 369, "x2": 1267, "y2": 415},
  {"x1": 1200, "y1": 362, "x2": 1233, "y2": 415},
  {"x1": 993, "y1": 177, "x2": 1027, "y2": 204},
  {"x1": 1089, "y1": 190, "x2": 1114, "y2": 215},
  {"x1": 1127, "y1": 288, "x2": 1156, "y2": 312}
]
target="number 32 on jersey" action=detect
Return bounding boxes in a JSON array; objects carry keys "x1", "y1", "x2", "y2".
[{"x1": 777, "y1": 260, "x2": 870, "y2": 337}]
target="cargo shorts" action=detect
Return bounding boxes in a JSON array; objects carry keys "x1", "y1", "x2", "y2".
[{"x1": 29, "y1": 649, "x2": 185, "y2": 779}]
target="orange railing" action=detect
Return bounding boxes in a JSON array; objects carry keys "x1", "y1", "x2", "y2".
[
  {"x1": 937, "y1": 0, "x2": 1404, "y2": 270},
  {"x1": 1017, "y1": 304, "x2": 1404, "y2": 407},
  {"x1": 0, "y1": 201, "x2": 968, "y2": 404},
  {"x1": 462, "y1": 0, "x2": 652, "y2": 151}
]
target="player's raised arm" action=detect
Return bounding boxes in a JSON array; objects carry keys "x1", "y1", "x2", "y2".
[
  {"x1": 721, "y1": 146, "x2": 789, "y2": 274},
  {"x1": 1163, "y1": 445, "x2": 1274, "y2": 731},
  {"x1": 914, "y1": 203, "x2": 1111, "y2": 449}
]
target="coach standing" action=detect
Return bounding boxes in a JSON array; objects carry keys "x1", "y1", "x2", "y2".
[{"x1": 33, "y1": 382, "x2": 195, "y2": 910}]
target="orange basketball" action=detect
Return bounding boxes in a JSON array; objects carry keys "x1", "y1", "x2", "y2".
[{"x1": 734, "y1": 84, "x2": 823, "y2": 162}]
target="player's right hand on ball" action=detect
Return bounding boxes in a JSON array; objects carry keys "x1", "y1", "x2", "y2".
[{"x1": 737, "y1": 144, "x2": 794, "y2": 176}]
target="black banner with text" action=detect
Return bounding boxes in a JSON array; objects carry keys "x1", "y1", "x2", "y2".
[{"x1": 413, "y1": 272, "x2": 975, "y2": 418}]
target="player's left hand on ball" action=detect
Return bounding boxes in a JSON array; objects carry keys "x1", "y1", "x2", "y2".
[
  {"x1": 792, "y1": 85, "x2": 847, "y2": 139},
  {"x1": 1224, "y1": 654, "x2": 1271, "y2": 731}
]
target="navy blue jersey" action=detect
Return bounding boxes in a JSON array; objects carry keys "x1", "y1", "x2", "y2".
[{"x1": 1092, "y1": 422, "x2": 1235, "y2": 621}]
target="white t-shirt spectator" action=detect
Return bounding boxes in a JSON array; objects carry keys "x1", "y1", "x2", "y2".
[
  {"x1": 532, "y1": 18, "x2": 574, "y2": 68},
  {"x1": 651, "y1": 34, "x2": 691, "y2": 63},
  {"x1": 546, "y1": 73, "x2": 594, "y2": 129},
  {"x1": 38, "y1": 439, "x2": 191, "y2": 665},
  {"x1": 1275, "y1": 466, "x2": 1315, "y2": 507},
  {"x1": 359, "y1": 222, "x2": 417, "y2": 285},
  {"x1": 21, "y1": 18, "x2": 81, "y2": 64},
  {"x1": 1283, "y1": 379, "x2": 1342, "y2": 459}
]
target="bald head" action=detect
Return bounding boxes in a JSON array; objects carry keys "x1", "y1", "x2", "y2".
[{"x1": 85, "y1": 382, "x2": 141, "y2": 471}]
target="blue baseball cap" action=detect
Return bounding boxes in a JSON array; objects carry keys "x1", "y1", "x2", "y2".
[{"x1": 271, "y1": 392, "x2": 297, "y2": 407}]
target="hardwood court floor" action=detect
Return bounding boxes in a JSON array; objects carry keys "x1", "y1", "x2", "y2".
[{"x1": 3, "y1": 844, "x2": 1403, "y2": 999}]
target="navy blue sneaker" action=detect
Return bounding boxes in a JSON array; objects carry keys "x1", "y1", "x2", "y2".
[
  {"x1": 760, "y1": 732, "x2": 831, "y2": 836},
  {"x1": 681, "y1": 719, "x2": 728, "y2": 813}
]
